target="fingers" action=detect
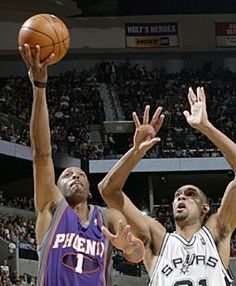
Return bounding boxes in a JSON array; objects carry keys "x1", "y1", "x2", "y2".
[
  {"x1": 150, "y1": 106, "x2": 162, "y2": 126},
  {"x1": 102, "y1": 220, "x2": 133, "y2": 247},
  {"x1": 19, "y1": 43, "x2": 36, "y2": 69},
  {"x1": 117, "y1": 220, "x2": 131, "y2": 238},
  {"x1": 199, "y1": 87, "x2": 206, "y2": 103},
  {"x1": 188, "y1": 87, "x2": 196, "y2": 107},
  {"x1": 24, "y1": 44, "x2": 34, "y2": 66},
  {"x1": 134, "y1": 105, "x2": 164, "y2": 129},
  {"x1": 42, "y1": 52, "x2": 55, "y2": 67},
  {"x1": 197, "y1": 86, "x2": 206, "y2": 102},
  {"x1": 126, "y1": 232, "x2": 133, "y2": 245},
  {"x1": 116, "y1": 220, "x2": 133, "y2": 244},
  {"x1": 146, "y1": 137, "x2": 161, "y2": 149},
  {"x1": 101, "y1": 226, "x2": 114, "y2": 241},
  {"x1": 154, "y1": 114, "x2": 165, "y2": 133},
  {"x1": 35, "y1": 45, "x2": 41, "y2": 63},
  {"x1": 19, "y1": 43, "x2": 53, "y2": 68},
  {"x1": 189, "y1": 86, "x2": 205, "y2": 104},
  {"x1": 142, "y1": 106, "x2": 165, "y2": 132},
  {"x1": 117, "y1": 219, "x2": 125, "y2": 232},
  {"x1": 183, "y1": 110, "x2": 190, "y2": 120},
  {"x1": 132, "y1": 112, "x2": 141, "y2": 128},
  {"x1": 143, "y1": 105, "x2": 150, "y2": 124},
  {"x1": 19, "y1": 44, "x2": 31, "y2": 69}
]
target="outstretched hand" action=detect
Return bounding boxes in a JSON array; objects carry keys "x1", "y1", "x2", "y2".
[
  {"x1": 132, "y1": 105, "x2": 164, "y2": 154},
  {"x1": 183, "y1": 87, "x2": 209, "y2": 130},
  {"x1": 101, "y1": 220, "x2": 142, "y2": 254},
  {"x1": 19, "y1": 44, "x2": 54, "y2": 84}
]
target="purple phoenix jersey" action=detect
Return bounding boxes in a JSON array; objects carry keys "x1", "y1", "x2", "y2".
[{"x1": 37, "y1": 198, "x2": 112, "y2": 286}]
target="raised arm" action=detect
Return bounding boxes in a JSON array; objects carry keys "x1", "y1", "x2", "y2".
[
  {"x1": 184, "y1": 87, "x2": 236, "y2": 255},
  {"x1": 98, "y1": 106, "x2": 166, "y2": 263},
  {"x1": 184, "y1": 87, "x2": 236, "y2": 170},
  {"x1": 19, "y1": 44, "x2": 62, "y2": 215}
]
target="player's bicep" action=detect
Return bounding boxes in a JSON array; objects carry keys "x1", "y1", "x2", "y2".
[
  {"x1": 215, "y1": 178, "x2": 236, "y2": 234},
  {"x1": 144, "y1": 215, "x2": 166, "y2": 253},
  {"x1": 106, "y1": 208, "x2": 127, "y2": 233},
  {"x1": 206, "y1": 178, "x2": 236, "y2": 241},
  {"x1": 33, "y1": 156, "x2": 62, "y2": 212}
]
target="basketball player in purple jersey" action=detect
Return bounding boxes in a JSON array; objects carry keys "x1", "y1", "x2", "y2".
[
  {"x1": 99, "y1": 88, "x2": 235, "y2": 285},
  {"x1": 19, "y1": 44, "x2": 145, "y2": 286}
]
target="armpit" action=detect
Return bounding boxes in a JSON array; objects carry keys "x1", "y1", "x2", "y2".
[{"x1": 49, "y1": 201, "x2": 57, "y2": 215}]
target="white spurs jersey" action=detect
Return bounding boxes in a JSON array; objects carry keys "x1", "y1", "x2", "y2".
[{"x1": 149, "y1": 226, "x2": 233, "y2": 286}]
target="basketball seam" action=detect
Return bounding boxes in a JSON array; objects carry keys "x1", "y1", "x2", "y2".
[
  {"x1": 40, "y1": 38, "x2": 69, "y2": 48},
  {"x1": 21, "y1": 26, "x2": 55, "y2": 45},
  {"x1": 20, "y1": 26, "x2": 69, "y2": 48},
  {"x1": 41, "y1": 14, "x2": 62, "y2": 59}
]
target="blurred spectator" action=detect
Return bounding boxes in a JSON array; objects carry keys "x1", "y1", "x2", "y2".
[
  {"x1": 0, "y1": 260, "x2": 10, "y2": 277},
  {"x1": 0, "y1": 63, "x2": 236, "y2": 160},
  {"x1": 18, "y1": 275, "x2": 26, "y2": 286},
  {"x1": 231, "y1": 234, "x2": 236, "y2": 257}
]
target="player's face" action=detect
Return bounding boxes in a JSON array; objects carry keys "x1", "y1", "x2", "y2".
[
  {"x1": 57, "y1": 167, "x2": 90, "y2": 204},
  {"x1": 172, "y1": 186, "x2": 205, "y2": 224}
]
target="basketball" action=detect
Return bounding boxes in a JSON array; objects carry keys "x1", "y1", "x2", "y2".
[{"x1": 18, "y1": 14, "x2": 70, "y2": 65}]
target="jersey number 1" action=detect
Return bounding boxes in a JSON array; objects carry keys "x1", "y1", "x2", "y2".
[{"x1": 75, "y1": 253, "x2": 84, "y2": 273}]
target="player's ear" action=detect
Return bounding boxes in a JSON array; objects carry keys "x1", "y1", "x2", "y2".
[{"x1": 201, "y1": 204, "x2": 210, "y2": 215}]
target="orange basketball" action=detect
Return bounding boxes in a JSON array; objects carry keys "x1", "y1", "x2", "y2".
[{"x1": 18, "y1": 14, "x2": 70, "y2": 65}]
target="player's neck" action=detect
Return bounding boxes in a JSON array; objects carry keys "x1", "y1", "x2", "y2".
[
  {"x1": 175, "y1": 222, "x2": 201, "y2": 241},
  {"x1": 73, "y1": 202, "x2": 91, "y2": 224}
]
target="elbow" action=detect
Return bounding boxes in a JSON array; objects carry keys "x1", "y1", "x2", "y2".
[
  {"x1": 97, "y1": 181, "x2": 103, "y2": 195},
  {"x1": 32, "y1": 147, "x2": 52, "y2": 160},
  {"x1": 97, "y1": 181, "x2": 114, "y2": 207},
  {"x1": 228, "y1": 155, "x2": 236, "y2": 172},
  {"x1": 98, "y1": 180, "x2": 110, "y2": 197},
  {"x1": 97, "y1": 181, "x2": 103, "y2": 193},
  {"x1": 98, "y1": 179, "x2": 120, "y2": 199},
  {"x1": 30, "y1": 134, "x2": 52, "y2": 158},
  {"x1": 229, "y1": 175, "x2": 236, "y2": 187}
]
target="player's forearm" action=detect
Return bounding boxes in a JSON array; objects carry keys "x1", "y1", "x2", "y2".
[
  {"x1": 30, "y1": 86, "x2": 52, "y2": 157},
  {"x1": 199, "y1": 121, "x2": 236, "y2": 171},
  {"x1": 98, "y1": 147, "x2": 145, "y2": 197}
]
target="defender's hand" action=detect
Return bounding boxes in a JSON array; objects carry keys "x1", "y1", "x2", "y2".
[
  {"x1": 101, "y1": 220, "x2": 144, "y2": 263},
  {"x1": 132, "y1": 105, "x2": 164, "y2": 154},
  {"x1": 183, "y1": 87, "x2": 209, "y2": 130}
]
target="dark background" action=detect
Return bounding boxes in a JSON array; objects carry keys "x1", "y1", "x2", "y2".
[
  {"x1": 0, "y1": 153, "x2": 233, "y2": 208},
  {"x1": 0, "y1": 0, "x2": 235, "y2": 22}
]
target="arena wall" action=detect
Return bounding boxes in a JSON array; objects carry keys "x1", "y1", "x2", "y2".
[
  {"x1": 0, "y1": 139, "x2": 231, "y2": 173},
  {"x1": 0, "y1": 14, "x2": 236, "y2": 52},
  {"x1": 0, "y1": 14, "x2": 235, "y2": 75}
]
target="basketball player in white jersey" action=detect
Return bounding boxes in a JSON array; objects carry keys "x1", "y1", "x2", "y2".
[{"x1": 99, "y1": 87, "x2": 235, "y2": 285}]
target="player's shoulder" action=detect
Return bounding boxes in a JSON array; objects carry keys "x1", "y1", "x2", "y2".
[
  {"x1": 89, "y1": 203, "x2": 107, "y2": 215},
  {"x1": 205, "y1": 213, "x2": 227, "y2": 242}
]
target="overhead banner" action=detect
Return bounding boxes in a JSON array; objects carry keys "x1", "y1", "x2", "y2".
[
  {"x1": 215, "y1": 23, "x2": 236, "y2": 47},
  {"x1": 125, "y1": 22, "x2": 178, "y2": 48}
]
